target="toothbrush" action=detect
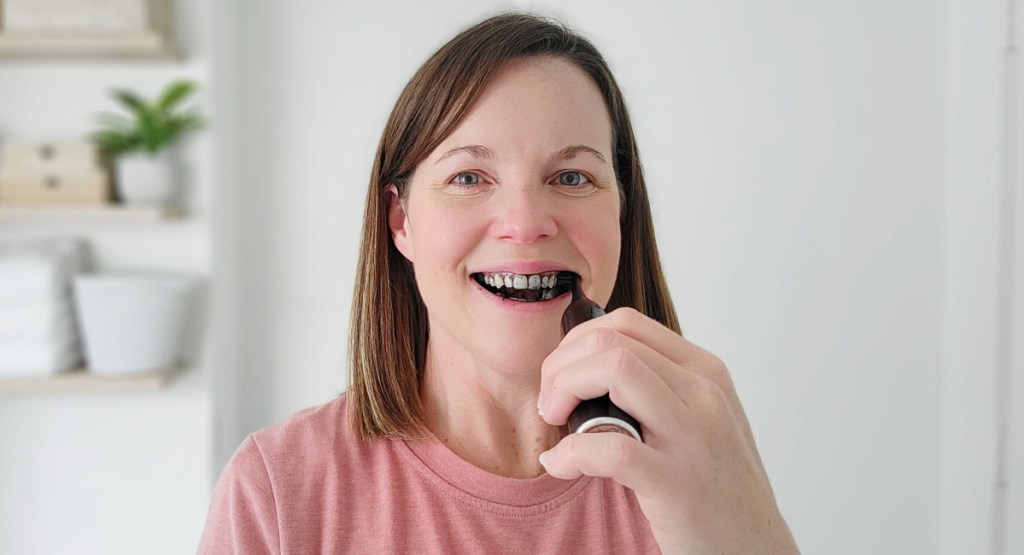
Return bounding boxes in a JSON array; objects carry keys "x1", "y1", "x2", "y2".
[{"x1": 559, "y1": 275, "x2": 643, "y2": 442}]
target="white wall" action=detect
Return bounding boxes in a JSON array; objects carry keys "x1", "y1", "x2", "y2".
[
  {"x1": 1010, "y1": 2, "x2": 1024, "y2": 551},
  {"x1": 940, "y1": 0, "x2": 1024, "y2": 554},
  {"x1": 0, "y1": 0, "x2": 226, "y2": 553},
  {"x1": 939, "y1": 1, "x2": 1004, "y2": 553},
  {"x1": 228, "y1": 2, "x2": 962, "y2": 554}
]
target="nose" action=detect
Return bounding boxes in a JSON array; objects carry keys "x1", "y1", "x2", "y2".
[{"x1": 490, "y1": 182, "x2": 558, "y2": 244}]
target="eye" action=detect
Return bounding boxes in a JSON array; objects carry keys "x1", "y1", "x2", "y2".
[
  {"x1": 451, "y1": 172, "x2": 485, "y2": 186},
  {"x1": 555, "y1": 171, "x2": 591, "y2": 187}
]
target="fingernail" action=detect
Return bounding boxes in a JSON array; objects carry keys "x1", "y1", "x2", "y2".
[
  {"x1": 537, "y1": 393, "x2": 545, "y2": 413},
  {"x1": 539, "y1": 450, "x2": 555, "y2": 468}
]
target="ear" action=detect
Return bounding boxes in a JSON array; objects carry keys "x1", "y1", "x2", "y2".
[{"x1": 386, "y1": 184, "x2": 413, "y2": 261}]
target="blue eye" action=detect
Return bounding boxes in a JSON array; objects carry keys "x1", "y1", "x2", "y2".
[
  {"x1": 452, "y1": 172, "x2": 483, "y2": 186},
  {"x1": 557, "y1": 171, "x2": 590, "y2": 186}
]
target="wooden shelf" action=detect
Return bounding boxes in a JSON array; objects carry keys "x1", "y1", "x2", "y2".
[
  {"x1": 0, "y1": 204, "x2": 183, "y2": 223},
  {"x1": 0, "y1": 364, "x2": 184, "y2": 393},
  {"x1": 0, "y1": 0, "x2": 177, "y2": 60},
  {"x1": 0, "y1": 32, "x2": 178, "y2": 59}
]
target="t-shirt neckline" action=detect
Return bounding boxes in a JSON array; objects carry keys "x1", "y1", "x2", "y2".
[{"x1": 398, "y1": 432, "x2": 593, "y2": 517}]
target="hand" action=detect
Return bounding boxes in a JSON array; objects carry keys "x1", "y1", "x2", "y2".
[{"x1": 538, "y1": 308, "x2": 799, "y2": 554}]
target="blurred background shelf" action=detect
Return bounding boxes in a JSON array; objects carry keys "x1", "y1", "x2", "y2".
[
  {"x1": 0, "y1": 33, "x2": 177, "y2": 59},
  {"x1": 0, "y1": 0, "x2": 177, "y2": 59},
  {"x1": 0, "y1": 204, "x2": 183, "y2": 223},
  {"x1": 0, "y1": 364, "x2": 183, "y2": 393}
]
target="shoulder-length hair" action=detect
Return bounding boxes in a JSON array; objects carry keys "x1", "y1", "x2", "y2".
[{"x1": 348, "y1": 11, "x2": 680, "y2": 440}]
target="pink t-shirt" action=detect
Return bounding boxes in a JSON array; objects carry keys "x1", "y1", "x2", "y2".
[{"x1": 198, "y1": 395, "x2": 660, "y2": 554}]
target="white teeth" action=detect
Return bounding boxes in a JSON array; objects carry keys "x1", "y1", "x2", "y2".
[{"x1": 477, "y1": 271, "x2": 567, "y2": 293}]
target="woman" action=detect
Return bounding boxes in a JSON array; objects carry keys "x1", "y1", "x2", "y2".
[{"x1": 200, "y1": 12, "x2": 799, "y2": 554}]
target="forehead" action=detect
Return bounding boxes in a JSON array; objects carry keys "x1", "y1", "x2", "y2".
[{"x1": 437, "y1": 56, "x2": 613, "y2": 155}]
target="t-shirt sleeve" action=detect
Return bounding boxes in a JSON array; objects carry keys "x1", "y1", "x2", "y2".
[{"x1": 197, "y1": 435, "x2": 281, "y2": 554}]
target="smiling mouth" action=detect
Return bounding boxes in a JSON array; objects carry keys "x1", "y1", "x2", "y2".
[{"x1": 471, "y1": 271, "x2": 577, "y2": 302}]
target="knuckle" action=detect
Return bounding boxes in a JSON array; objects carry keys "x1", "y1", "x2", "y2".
[
  {"x1": 549, "y1": 367, "x2": 568, "y2": 393},
  {"x1": 695, "y1": 376, "x2": 728, "y2": 414},
  {"x1": 708, "y1": 355, "x2": 738, "y2": 392},
  {"x1": 539, "y1": 356, "x2": 556, "y2": 379},
  {"x1": 591, "y1": 326, "x2": 621, "y2": 351},
  {"x1": 603, "y1": 433, "x2": 636, "y2": 473},
  {"x1": 612, "y1": 306, "x2": 643, "y2": 326},
  {"x1": 562, "y1": 432, "x2": 584, "y2": 458},
  {"x1": 708, "y1": 352, "x2": 727, "y2": 372},
  {"x1": 608, "y1": 347, "x2": 640, "y2": 380},
  {"x1": 710, "y1": 354, "x2": 731, "y2": 379}
]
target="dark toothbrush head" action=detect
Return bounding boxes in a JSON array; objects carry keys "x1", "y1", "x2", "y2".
[{"x1": 560, "y1": 274, "x2": 606, "y2": 336}]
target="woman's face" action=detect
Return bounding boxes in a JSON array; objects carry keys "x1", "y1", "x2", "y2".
[{"x1": 389, "y1": 56, "x2": 621, "y2": 374}]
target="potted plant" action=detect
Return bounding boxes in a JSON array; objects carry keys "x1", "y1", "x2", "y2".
[{"x1": 91, "y1": 79, "x2": 207, "y2": 207}]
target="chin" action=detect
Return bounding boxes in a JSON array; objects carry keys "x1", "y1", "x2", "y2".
[{"x1": 477, "y1": 334, "x2": 559, "y2": 372}]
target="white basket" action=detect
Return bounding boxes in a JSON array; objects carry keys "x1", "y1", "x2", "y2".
[{"x1": 73, "y1": 271, "x2": 194, "y2": 374}]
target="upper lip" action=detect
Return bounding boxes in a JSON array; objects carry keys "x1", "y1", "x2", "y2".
[{"x1": 471, "y1": 262, "x2": 577, "y2": 276}]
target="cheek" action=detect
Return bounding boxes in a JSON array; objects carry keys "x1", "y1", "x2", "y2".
[
  {"x1": 410, "y1": 204, "x2": 487, "y2": 270},
  {"x1": 568, "y1": 210, "x2": 621, "y2": 267}
]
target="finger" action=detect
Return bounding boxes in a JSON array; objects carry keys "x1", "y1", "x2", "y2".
[
  {"x1": 564, "y1": 307, "x2": 729, "y2": 389},
  {"x1": 552, "y1": 311, "x2": 763, "y2": 467},
  {"x1": 586, "y1": 310, "x2": 761, "y2": 470},
  {"x1": 543, "y1": 326, "x2": 698, "y2": 402},
  {"x1": 539, "y1": 429, "x2": 667, "y2": 495},
  {"x1": 541, "y1": 346, "x2": 690, "y2": 439},
  {"x1": 561, "y1": 308, "x2": 745, "y2": 425}
]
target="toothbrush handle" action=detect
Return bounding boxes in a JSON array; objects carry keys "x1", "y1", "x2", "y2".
[
  {"x1": 561, "y1": 303, "x2": 643, "y2": 442},
  {"x1": 568, "y1": 395, "x2": 643, "y2": 441}
]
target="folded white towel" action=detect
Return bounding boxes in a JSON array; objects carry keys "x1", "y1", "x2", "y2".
[
  {"x1": 0, "y1": 255, "x2": 66, "y2": 301},
  {"x1": 0, "y1": 237, "x2": 86, "y2": 303},
  {"x1": 0, "y1": 334, "x2": 81, "y2": 376},
  {"x1": 0, "y1": 236, "x2": 86, "y2": 267},
  {"x1": 0, "y1": 295, "x2": 78, "y2": 340}
]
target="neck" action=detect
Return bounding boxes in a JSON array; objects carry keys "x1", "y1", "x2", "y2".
[{"x1": 419, "y1": 331, "x2": 566, "y2": 479}]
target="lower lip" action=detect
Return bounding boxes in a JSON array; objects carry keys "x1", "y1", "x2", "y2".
[{"x1": 470, "y1": 277, "x2": 572, "y2": 312}]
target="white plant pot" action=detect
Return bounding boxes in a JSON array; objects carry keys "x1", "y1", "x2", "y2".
[
  {"x1": 72, "y1": 271, "x2": 195, "y2": 375},
  {"x1": 115, "y1": 151, "x2": 176, "y2": 206}
]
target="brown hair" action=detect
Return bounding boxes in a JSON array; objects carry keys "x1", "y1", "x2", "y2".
[{"x1": 348, "y1": 11, "x2": 680, "y2": 440}]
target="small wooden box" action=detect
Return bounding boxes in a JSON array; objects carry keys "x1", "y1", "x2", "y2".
[
  {"x1": 0, "y1": 170, "x2": 110, "y2": 205},
  {"x1": 1, "y1": 139, "x2": 101, "y2": 173}
]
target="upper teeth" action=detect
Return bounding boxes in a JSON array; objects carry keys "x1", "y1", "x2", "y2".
[{"x1": 481, "y1": 272, "x2": 562, "y2": 290}]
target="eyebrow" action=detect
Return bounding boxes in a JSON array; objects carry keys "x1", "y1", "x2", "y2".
[{"x1": 433, "y1": 144, "x2": 607, "y2": 165}]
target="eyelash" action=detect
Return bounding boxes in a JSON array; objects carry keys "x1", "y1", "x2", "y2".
[{"x1": 449, "y1": 171, "x2": 593, "y2": 188}]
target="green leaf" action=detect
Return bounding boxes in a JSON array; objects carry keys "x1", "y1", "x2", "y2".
[
  {"x1": 137, "y1": 108, "x2": 160, "y2": 150},
  {"x1": 111, "y1": 89, "x2": 149, "y2": 119},
  {"x1": 91, "y1": 79, "x2": 208, "y2": 155},
  {"x1": 157, "y1": 80, "x2": 197, "y2": 114},
  {"x1": 170, "y1": 110, "x2": 206, "y2": 131},
  {"x1": 94, "y1": 112, "x2": 135, "y2": 132},
  {"x1": 91, "y1": 129, "x2": 142, "y2": 154}
]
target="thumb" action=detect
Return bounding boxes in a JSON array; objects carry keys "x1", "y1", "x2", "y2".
[{"x1": 540, "y1": 431, "x2": 662, "y2": 494}]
